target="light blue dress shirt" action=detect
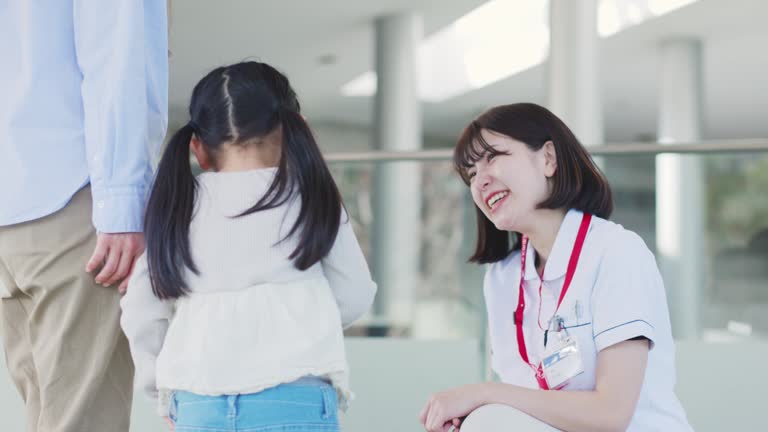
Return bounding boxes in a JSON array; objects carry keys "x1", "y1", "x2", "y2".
[{"x1": 0, "y1": 0, "x2": 168, "y2": 233}]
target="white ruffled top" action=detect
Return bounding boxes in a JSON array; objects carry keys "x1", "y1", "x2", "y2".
[{"x1": 120, "y1": 168, "x2": 377, "y2": 415}]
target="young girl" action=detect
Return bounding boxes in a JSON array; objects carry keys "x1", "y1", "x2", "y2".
[
  {"x1": 120, "y1": 61, "x2": 377, "y2": 432},
  {"x1": 419, "y1": 103, "x2": 692, "y2": 431}
]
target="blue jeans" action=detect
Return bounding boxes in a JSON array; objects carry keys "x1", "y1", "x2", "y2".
[{"x1": 168, "y1": 378, "x2": 339, "y2": 432}]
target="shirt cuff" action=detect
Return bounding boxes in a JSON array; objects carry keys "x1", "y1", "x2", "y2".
[
  {"x1": 91, "y1": 186, "x2": 148, "y2": 233},
  {"x1": 594, "y1": 319, "x2": 656, "y2": 352}
]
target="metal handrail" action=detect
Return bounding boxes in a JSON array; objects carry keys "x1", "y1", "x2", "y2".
[{"x1": 325, "y1": 139, "x2": 768, "y2": 163}]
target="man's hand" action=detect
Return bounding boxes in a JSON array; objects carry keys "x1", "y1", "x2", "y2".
[{"x1": 86, "y1": 232, "x2": 145, "y2": 294}]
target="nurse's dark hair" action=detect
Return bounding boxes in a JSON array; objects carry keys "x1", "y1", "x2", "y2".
[
  {"x1": 453, "y1": 103, "x2": 613, "y2": 264},
  {"x1": 144, "y1": 61, "x2": 343, "y2": 299}
]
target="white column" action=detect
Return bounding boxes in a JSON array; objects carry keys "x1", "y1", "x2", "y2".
[
  {"x1": 548, "y1": 0, "x2": 603, "y2": 147},
  {"x1": 371, "y1": 13, "x2": 423, "y2": 331},
  {"x1": 656, "y1": 39, "x2": 704, "y2": 340}
]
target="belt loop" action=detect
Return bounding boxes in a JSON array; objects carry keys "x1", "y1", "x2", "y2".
[
  {"x1": 168, "y1": 392, "x2": 178, "y2": 422},
  {"x1": 321, "y1": 387, "x2": 333, "y2": 420},
  {"x1": 227, "y1": 394, "x2": 238, "y2": 418}
]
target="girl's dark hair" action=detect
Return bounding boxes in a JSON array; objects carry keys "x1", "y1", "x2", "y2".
[
  {"x1": 145, "y1": 61, "x2": 343, "y2": 299},
  {"x1": 453, "y1": 103, "x2": 613, "y2": 264}
]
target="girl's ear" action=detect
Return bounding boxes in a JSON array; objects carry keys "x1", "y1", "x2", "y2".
[
  {"x1": 542, "y1": 140, "x2": 557, "y2": 178},
  {"x1": 190, "y1": 135, "x2": 212, "y2": 170}
]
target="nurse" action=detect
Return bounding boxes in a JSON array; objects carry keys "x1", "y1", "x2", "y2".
[{"x1": 419, "y1": 103, "x2": 693, "y2": 432}]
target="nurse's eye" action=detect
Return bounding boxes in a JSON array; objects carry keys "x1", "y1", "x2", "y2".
[
  {"x1": 486, "y1": 152, "x2": 497, "y2": 162},
  {"x1": 467, "y1": 170, "x2": 477, "y2": 181}
]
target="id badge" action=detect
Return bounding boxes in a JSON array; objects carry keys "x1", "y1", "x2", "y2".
[{"x1": 541, "y1": 334, "x2": 584, "y2": 389}]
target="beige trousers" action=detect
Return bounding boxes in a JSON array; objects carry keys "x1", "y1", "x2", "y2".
[{"x1": 0, "y1": 187, "x2": 134, "y2": 432}]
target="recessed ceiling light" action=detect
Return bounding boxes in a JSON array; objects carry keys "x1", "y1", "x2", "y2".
[{"x1": 317, "y1": 54, "x2": 338, "y2": 65}]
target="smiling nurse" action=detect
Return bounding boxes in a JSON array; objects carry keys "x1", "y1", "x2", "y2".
[{"x1": 419, "y1": 103, "x2": 693, "y2": 432}]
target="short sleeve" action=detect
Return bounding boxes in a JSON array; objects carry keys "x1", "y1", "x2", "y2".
[{"x1": 591, "y1": 230, "x2": 663, "y2": 352}]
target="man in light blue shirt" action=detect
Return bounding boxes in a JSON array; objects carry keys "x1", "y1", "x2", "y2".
[{"x1": 0, "y1": 1, "x2": 167, "y2": 430}]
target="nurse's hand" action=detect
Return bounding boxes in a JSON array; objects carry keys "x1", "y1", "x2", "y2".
[
  {"x1": 419, "y1": 384, "x2": 487, "y2": 432},
  {"x1": 164, "y1": 416, "x2": 174, "y2": 431},
  {"x1": 451, "y1": 416, "x2": 464, "y2": 431}
]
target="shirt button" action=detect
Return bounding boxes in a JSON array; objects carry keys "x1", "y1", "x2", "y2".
[{"x1": 97, "y1": 201, "x2": 105, "y2": 209}]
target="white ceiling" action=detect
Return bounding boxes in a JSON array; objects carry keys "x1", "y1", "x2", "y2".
[
  {"x1": 168, "y1": 0, "x2": 486, "y2": 125},
  {"x1": 168, "y1": 0, "x2": 768, "y2": 144}
]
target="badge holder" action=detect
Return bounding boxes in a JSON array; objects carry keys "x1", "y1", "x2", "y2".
[{"x1": 541, "y1": 317, "x2": 584, "y2": 389}]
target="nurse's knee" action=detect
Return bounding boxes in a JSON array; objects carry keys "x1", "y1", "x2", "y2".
[{"x1": 460, "y1": 403, "x2": 559, "y2": 432}]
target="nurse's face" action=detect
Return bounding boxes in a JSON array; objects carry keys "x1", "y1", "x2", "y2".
[{"x1": 467, "y1": 129, "x2": 556, "y2": 233}]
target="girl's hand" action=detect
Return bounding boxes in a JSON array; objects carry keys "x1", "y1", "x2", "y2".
[{"x1": 419, "y1": 385, "x2": 487, "y2": 432}]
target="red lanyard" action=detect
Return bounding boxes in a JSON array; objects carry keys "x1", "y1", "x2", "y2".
[{"x1": 514, "y1": 213, "x2": 592, "y2": 390}]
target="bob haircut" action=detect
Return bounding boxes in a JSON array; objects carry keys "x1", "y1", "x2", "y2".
[{"x1": 453, "y1": 103, "x2": 613, "y2": 264}]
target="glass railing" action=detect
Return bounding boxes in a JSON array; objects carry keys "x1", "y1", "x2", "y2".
[
  {"x1": 327, "y1": 141, "x2": 768, "y2": 347},
  {"x1": 329, "y1": 160, "x2": 486, "y2": 340}
]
